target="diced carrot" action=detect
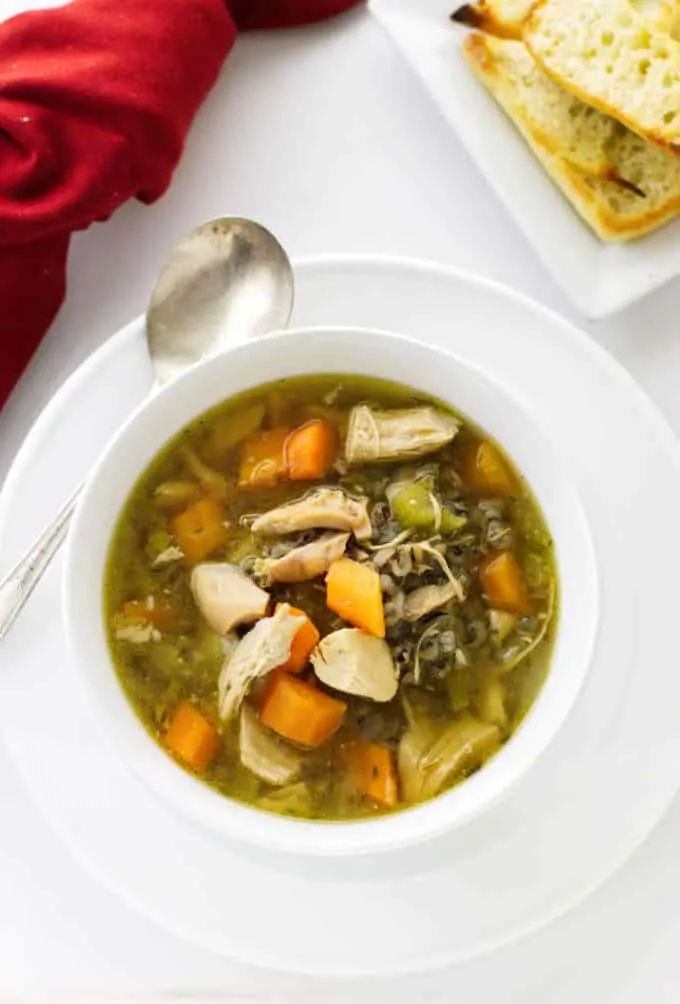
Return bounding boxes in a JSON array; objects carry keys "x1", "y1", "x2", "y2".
[
  {"x1": 239, "y1": 427, "x2": 291, "y2": 488},
  {"x1": 259, "y1": 673, "x2": 346, "y2": 748},
  {"x1": 274, "y1": 604, "x2": 320, "y2": 674},
  {"x1": 171, "y1": 497, "x2": 229, "y2": 564},
  {"x1": 479, "y1": 551, "x2": 532, "y2": 615},
  {"x1": 346, "y1": 741, "x2": 399, "y2": 808},
  {"x1": 117, "y1": 599, "x2": 190, "y2": 634},
  {"x1": 286, "y1": 419, "x2": 337, "y2": 481},
  {"x1": 326, "y1": 558, "x2": 385, "y2": 637},
  {"x1": 164, "y1": 701, "x2": 220, "y2": 771},
  {"x1": 462, "y1": 440, "x2": 516, "y2": 496}
]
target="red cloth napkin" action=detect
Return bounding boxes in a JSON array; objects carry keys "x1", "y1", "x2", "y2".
[{"x1": 0, "y1": 0, "x2": 360, "y2": 412}]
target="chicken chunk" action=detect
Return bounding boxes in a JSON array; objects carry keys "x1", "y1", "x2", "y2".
[
  {"x1": 250, "y1": 489, "x2": 371, "y2": 541},
  {"x1": 239, "y1": 705, "x2": 303, "y2": 785},
  {"x1": 311, "y1": 628, "x2": 398, "y2": 701},
  {"x1": 345, "y1": 405, "x2": 460, "y2": 464},
  {"x1": 191, "y1": 563, "x2": 269, "y2": 635},
  {"x1": 256, "y1": 532, "x2": 350, "y2": 584},
  {"x1": 218, "y1": 604, "x2": 306, "y2": 720},
  {"x1": 403, "y1": 582, "x2": 461, "y2": 621}
]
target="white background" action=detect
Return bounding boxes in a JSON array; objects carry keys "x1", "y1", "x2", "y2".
[{"x1": 1, "y1": 3, "x2": 680, "y2": 1001}]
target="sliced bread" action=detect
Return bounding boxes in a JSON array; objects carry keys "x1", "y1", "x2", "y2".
[
  {"x1": 636, "y1": 0, "x2": 680, "y2": 38},
  {"x1": 475, "y1": 35, "x2": 622, "y2": 180},
  {"x1": 524, "y1": 0, "x2": 680, "y2": 154},
  {"x1": 463, "y1": 32, "x2": 680, "y2": 239},
  {"x1": 452, "y1": 0, "x2": 532, "y2": 38},
  {"x1": 567, "y1": 127, "x2": 680, "y2": 238},
  {"x1": 452, "y1": 0, "x2": 680, "y2": 41}
]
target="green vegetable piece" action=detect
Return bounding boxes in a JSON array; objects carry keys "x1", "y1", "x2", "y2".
[
  {"x1": 489, "y1": 609, "x2": 518, "y2": 645},
  {"x1": 475, "y1": 676, "x2": 507, "y2": 730},
  {"x1": 441, "y1": 509, "x2": 467, "y2": 533},
  {"x1": 447, "y1": 666, "x2": 472, "y2": 712},
  {"x1": 208, "y1": 403, "x2": 266, "y2": 456},
  {"x1": 145, "y1": 527, "x2": 173, "y2": 562},
  {"x1": 391, "y1": 481, "x2": 433, "y2": 529},
  {"x1": 391, "y1": 480, "x2": 465, "y2": 534}
]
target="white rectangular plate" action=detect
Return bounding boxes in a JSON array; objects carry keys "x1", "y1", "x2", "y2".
[{"x1": 370, "y1": 0, "x2": 680, "y2": 317}]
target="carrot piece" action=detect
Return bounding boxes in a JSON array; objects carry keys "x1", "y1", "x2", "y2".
[
  {"x1": 462, "y1": 440, "x2": 516, "y2": 495},
  {"x1": 171, "y1": 497, "x2": 229, "y2": 564},
  {"x1": 239, "y1": 427, "x2": 291, "y2": 488},
  {"x1": 259, "y1": 673, "x2": 346, "y2": 748},
  {"x1": 326, "y1": 558, "x2": 385, "y2": 637},
  {"x1": 479, "y1": 551, "x2": 532, "y2": 615},
  {"x1": 346, "y1": 741, "x2": 399, "y2": 808},
  {"x1": 117, "y1": 600, "x2": 190, "y2": 634},
  {"x1": 286, "y1": 419, "x2": 337, "y2": 481},
  {"x1": 274, "y1": 604, "x2": 320, "y2": 674},
  {"x1": 164, "y1": 701, "x2": 220, "y2": 771}
]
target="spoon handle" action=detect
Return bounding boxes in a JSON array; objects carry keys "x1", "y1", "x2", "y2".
[{"x1": 0, "y1": 486, "x2": 82, "y2": 641}]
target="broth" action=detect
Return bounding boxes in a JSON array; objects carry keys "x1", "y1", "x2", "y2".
[{"x1": 105, "y1": 375, "x2": 557, "y2": 820}]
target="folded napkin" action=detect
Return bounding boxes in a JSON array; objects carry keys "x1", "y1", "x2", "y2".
[{"x1": 0, "y1": 0, "x2": 360, "y2": 412}]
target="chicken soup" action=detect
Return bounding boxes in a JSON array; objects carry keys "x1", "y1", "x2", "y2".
[{"x1": 105, "y1": 375, "x2": 557, "y2": 820}]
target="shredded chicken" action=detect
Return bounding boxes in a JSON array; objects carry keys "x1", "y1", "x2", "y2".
[
  {"x1": 218, "y1": 604, "x2": 306, "y2": 720},
  {"x1": 256, "y1": 531, "x2": 350, "y2": 584},
  {"x1": 239, "y1": 705, "x2": 302, "y2": 785},
  {"x1": 345, "y1": 406, "x2": 460, "y2": 464},
  {"x1": 152, "y1": 545, "x2": 185, "y2": 568},
  {"x1": 191, "y1": 563, "x2": 270, "y2": 635},
  {"x1": 249, "y1": 488, "x2": 372, "y2": 540},
  {"x1": 403, "y1": 582, "x2": 461, "y2": 621}
]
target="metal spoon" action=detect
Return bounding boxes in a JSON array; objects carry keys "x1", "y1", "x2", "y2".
[{"x1": 0, "y1": 217, "x2": 294, "y2": 640}]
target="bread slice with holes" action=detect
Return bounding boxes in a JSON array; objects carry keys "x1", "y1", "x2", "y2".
[
  {"x1": 473, "y1": 34, "x2": 624, "y2": 181},
  {"x1": 524, "y1": 0, "x2": 680, "y2": 154},
  {"x1": 463, "y1": 31, "x2": 680, "y2": 239},
  {"x1": 637, "y1": 0, "x2": 680, "y2": 38},
  {"x1": 452, "y1": 0, "x2": 680, "y2": 42}
]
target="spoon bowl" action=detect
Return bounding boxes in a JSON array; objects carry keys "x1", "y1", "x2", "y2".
[{"x1": 147, "y1": 217, "x2": 294, "y2": 386}]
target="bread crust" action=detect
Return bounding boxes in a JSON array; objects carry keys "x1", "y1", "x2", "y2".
[{"x1": 464, "y1": 32, "x2": 680, "y2": 240}]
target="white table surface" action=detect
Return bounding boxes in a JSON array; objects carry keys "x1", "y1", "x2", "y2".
[{"x1": 1, "y1": 3, "x2": 680, "y2": 1000}]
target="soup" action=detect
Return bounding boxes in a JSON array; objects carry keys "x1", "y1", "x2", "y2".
[{"x1": 105, "y1": 375, "x2": 557, "y2": 820}]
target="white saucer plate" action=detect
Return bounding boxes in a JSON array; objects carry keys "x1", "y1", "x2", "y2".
[
  {"x1": 2, "y1": 256, "x2": 680, "y2": 976},
  {"x1": 370, "y1": 0, "x2": 680, "y2": 318}
]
